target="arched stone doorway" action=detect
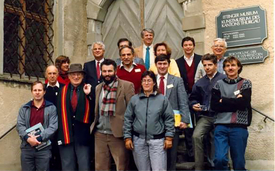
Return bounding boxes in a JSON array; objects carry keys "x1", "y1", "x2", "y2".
[{"x1": 86, "y1": 0, "x2": 193, "y2": 60}]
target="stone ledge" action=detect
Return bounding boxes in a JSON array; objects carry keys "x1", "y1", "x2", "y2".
[
  {"x1": 0, "y1": 74, "x2": 42, "y2": 85},
  {"x1": 182, "y1": 14, "x2": 205, "y2": 31},
  {"x1": 246, "y1": 160, "x2": 274, "y2": 170}
]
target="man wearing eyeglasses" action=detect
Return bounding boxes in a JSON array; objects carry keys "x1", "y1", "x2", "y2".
[{"x1": 195, "y1": 38, "x2": 227, "y2": 82}]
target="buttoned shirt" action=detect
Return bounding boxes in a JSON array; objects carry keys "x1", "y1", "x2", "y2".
[
  {"x1": 95, "y1": 58, "x2": 105, "y2": 76},
  {"x1": 119, "y1": 62, "x2": 137, "y2": 72},
  {"x1": 184, "y1": 53, "x2": 195, "y2": 67},
  {"x1": 46, "y1": 81, "x2": 60, "y2": 88},
  {"x1": 142, "y1": 44, "x2": 154, "y2": 67},
  {"x1": 157, "y1": 73, "x2": 168, "y2": 95},
  {"x1": 217, "y1": 57, "x2": 225, "y2": 74}
]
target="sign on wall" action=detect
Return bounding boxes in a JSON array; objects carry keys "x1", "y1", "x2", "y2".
[
  {"x1": 224, "y1": 46, "x2": 269, "y2": 64},
  {"x1": 216, "y1": 6, "x2": 267, "y2": 48}
]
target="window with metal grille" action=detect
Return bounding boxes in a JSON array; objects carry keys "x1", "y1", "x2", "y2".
[{"x1": 4, "y1": 0, "x2": 54, "y2": 79}]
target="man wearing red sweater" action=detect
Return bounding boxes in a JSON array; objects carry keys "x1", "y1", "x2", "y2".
[{"x1": 117, "y1": 46, "x2": 146, "y2": 94}]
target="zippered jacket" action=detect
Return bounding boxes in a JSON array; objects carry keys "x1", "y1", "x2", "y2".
[
  {"x1": 17, "y1": 100, "x2": 58, "y2": 148},
  {"x1": 124, "y1": 91, "x2": 175, "y2": 140}
]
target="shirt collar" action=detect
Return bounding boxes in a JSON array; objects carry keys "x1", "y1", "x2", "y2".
[
  {"x1": 31, "y1": 99, "x2": 45, "y2": 109},
  {"x1": 217, "y1": 56, "x2": 225, "y2": 61},
  {"x1": 70, "y1": 84, "x2": 80, "y2": 90},
  {"x1": 119, "y1": 61, "x2": 137, "y2": 69},
  {"x1": 47, "y1": 81, "x2": 60, "y2": 88},
  {"x1": 184, "y1": 53, "x2": 194, "y2": 61},
  {"x1": 143, "y1": 44, "x2": 153, "y2": 49},
  {"x1": 96, "y1": 58, "x2": 104, "y2": 63},
  {"x1": 207, "y1": 71, "x2": 218, "y2": 80},
  {"x1": 157, "y1": 73, "x2": 168, "y2": 80}
]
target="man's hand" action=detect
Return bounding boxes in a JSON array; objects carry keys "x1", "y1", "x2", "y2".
[
  {"x1": 164, "y1": 137, "x2": 173, "y2": 149},
  {"x1": 179, "y1": 122, "x2": 188, "y2": 129},
  {"x1": 237, "y1": 94, "x2": 243, "y2": 98},
  {"x1": 192, "y1": 103, "x2": 202, "y2": 112},
  {"x1": 83, "y1": 84, "x2": 92, "y2": 95},
  {"x1": 27, "y1": 134, "x2": 41, "y2": 147},
  {"x1": 125, "y1": 138, "x2": 134, "y2": 150}
]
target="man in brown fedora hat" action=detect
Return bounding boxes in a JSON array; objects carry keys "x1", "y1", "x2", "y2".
[{"x1": 56, "y1": 63, "x2": 93, "y2": 171}]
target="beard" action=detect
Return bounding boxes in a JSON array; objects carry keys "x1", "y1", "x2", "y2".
[{"x1": 102, "y1": 74, "x2": 116, "y2": 85}]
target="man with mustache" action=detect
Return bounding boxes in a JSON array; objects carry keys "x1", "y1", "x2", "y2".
[
  {"x1": 117, "y1": 45, "x2": 146, "y2": 94},
  {"x1": 90, "y1": 59, "x2": 135, "y2": 171},
  {"x1": 211, "y1": 56, "x2": 252, "y2": 170},
  {"x1": 115, "y1": 38, "x2": 145, "y2": 66}
]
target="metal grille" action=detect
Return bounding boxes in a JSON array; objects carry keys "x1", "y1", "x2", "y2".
[{"x1": 4, "y1": 0, "x2": 54, "y2": 79}]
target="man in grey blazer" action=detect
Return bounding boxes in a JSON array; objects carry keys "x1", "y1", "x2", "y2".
[{"x1": 155, "y1": 54, "x2": 191, "y2": 171}]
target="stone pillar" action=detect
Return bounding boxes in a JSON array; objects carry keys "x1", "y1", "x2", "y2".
[
  {"x1": 178, "y1": 0, "x2": 205, "y2": 55},
  {"x1": 86, "y1": 0, "x2": 113, "y2": 61},
  {"x1": 62, "y1": 0, "x2": 88, "y2": 64}
]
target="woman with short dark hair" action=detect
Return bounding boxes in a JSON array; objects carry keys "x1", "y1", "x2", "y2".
[{"x1": 124, "y1": 71, "x2": 175, "y2": 171}]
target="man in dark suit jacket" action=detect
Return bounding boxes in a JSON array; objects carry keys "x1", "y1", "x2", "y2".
[
  {"x1": 176, "y1": 36, "x2": 202, "y2": 162},
  {"x1": 44, "y1": 65, "x2": 64, "y2": 171},
  {"x1": 155, "y1": 54, "x2": 191, "y2": 170},
  {"x1": 84, "y1": 41, "x2": 106, "y2": 90},
  {"x1": 83, "y1": 41, "x2": 105, "y2": 169},
  {"x1": 90, "y1": 59, "x2": 135, "y2": 171},
  {"x1": 176, "y1": 36, "x2": 202, "y2": 95}
]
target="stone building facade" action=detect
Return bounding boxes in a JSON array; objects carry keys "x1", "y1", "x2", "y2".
[{"x1": 0, "y1": 0, "x2": 273, "y2": 170}]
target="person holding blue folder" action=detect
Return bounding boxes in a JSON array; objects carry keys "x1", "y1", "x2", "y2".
[{"x1": 17, "y1": 81, "x2": 58, "y2": 171}]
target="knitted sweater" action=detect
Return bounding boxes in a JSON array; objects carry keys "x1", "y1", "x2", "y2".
[{"x1": 211, "y1": 77, "x2": 252, "y2": 127}]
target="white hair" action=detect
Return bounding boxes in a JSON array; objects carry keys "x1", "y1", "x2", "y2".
[
  {"x1": 213, "y1": 38, "x2": 227, "y2": 48},
  {"x1": 92, "y1": 41, "x2": 105, "y2": 50}
]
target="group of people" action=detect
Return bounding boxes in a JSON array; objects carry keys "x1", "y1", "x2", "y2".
[{"x1": 16, "y1": 28, "x2": 252, "y2": 171}]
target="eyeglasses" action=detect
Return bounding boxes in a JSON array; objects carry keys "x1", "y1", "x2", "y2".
[
  {"x1": 70, "y1": 73, "x2": 82, "y2": 77},
  {"x1": 142, "y1": 79, "x2": 153, "y2": 83},
  {"x1": 213, "y1": 44, "x2": 225, "y2": 48}
]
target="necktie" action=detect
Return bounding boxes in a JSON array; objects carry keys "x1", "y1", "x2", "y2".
[
  {"x1": 159, "y1": 76, "x2": 165, "y2": 95},
  {"x1": 145, "y1": 47, "x2": 150, "y2": 70},
  {"x1": 71, "y1": 87, "x2": 78, "y2": 112},
  {"x1": 97, "y1": 61, "x2": 100, "y2": 79}
]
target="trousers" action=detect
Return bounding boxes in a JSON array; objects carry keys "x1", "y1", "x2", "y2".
[
  {"x1": 214, "y1": 125, "x2": 248, "y2": 170},
  {"x1": 133, "y1": 135, "x2": 167, "y2": 171}
]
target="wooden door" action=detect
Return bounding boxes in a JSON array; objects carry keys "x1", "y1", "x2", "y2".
[{"x1": 102, "y1": 0, "x2": 185, "y2": 59}]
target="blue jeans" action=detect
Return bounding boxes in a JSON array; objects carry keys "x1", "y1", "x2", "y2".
[{"x1": 214, "y1": 125, "x2": 248, "y2": 170}]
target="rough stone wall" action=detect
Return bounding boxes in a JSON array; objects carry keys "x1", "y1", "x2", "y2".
[
  {"x1": 0, "y1": 80, "x2": 32, "y2": 169},
  {"x1": 180, "y1": 0, "x2": 205, "y2": 55},
  {"x1": 63, "y1": 0, "x2": 88, "y2": 64},
  {"x1": 203, "y1": 0, "x2": 274, "y2": 163},
  {"x1": 0, "y1": 1, "x2": 90, "y2": 169}
]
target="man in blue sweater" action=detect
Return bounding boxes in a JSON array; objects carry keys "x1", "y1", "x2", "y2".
[
  {"x1": 211, "y1": 56, "x2": 252, "y2": 170},
  {"x1": 189, "y1": 53, "x2": 226, "y2": 170}
]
